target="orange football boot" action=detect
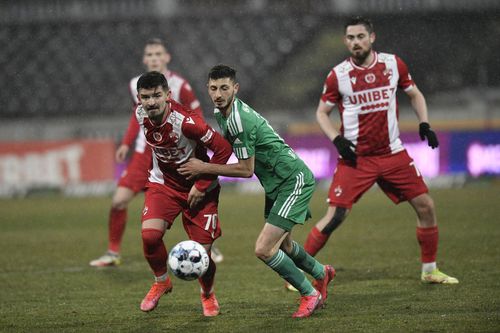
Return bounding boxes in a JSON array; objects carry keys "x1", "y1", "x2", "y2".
[
  {"x1": 313, "y1": 265, "x2": 336, "y2": 308},
  {"x1": 140, "y1": 278, "x2": 173, "y2": 312},
  {"x1": 292, "y1": 291, "x2": 322, "y2": 318},
  {"x1": 201, "y1": 292, "x2": 220, "y2": 317}
]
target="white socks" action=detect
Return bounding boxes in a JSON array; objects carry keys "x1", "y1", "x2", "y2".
[
  {"x1": 422, "y1": 262, "x2": 437, "y2": 273},
  {"x1": 155, "y1": 272, "x2": 168, "y2": 282}
]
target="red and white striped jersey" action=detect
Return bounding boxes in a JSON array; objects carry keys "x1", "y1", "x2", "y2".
[
  {"x1": 135, "y1": 100, "x2": 232, "y2": 192},
  {"x1": 321, "y1": 51, "x2": 415, "y2": 156},
  {"x1": 123, "y1": 70, "x2": 202, "y2": 153}
]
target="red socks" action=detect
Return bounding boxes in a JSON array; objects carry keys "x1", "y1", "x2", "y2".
[
  {"x1": 108, "y1": 208, "x2": 127, "y2": 253},
  {"x1": 416, "y1": 226, "x2": 439, "y2": 263},
  {"x1": 304, "y1": 227, "x2": 331, "y2": 257},
  {"x1": 142, "y1": 228, "x2": 167, "y2": 277},
  {"x1": 199, "y1": 256, "x2": 216, "y2": 295}
]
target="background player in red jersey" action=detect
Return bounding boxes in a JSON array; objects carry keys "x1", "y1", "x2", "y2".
[
  {"x1": 301, "y1": 16, "x2": 458, "y2": 285},
  {"x1": 90, "y1": 38, "x2": 224, "y2": 266},
  {"x1": 135, "y1": 71, "x2": 232, "y2": 316}
]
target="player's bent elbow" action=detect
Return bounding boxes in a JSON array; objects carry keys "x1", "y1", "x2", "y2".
[{"x1": 315, "y1": 111, "x2": 326, "y2": 123}]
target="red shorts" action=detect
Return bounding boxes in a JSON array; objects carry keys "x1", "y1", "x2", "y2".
[
  {"x1": 328, "y1": 150, "x2": 428, "y2": 208},
  {"x1": 141, "y1": 182, "x2": 222, "y2": 245},
  {"x1": 117, "y1": 150, "x2": 152, "y2": 193}
]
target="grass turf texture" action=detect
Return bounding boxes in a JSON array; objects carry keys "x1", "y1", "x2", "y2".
[{"x1": 1, "y1": 186, "x2": 499, "y2": 332}]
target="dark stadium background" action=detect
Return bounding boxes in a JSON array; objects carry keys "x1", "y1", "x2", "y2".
[
  {"x1": 0, "y1": 1, "x2": 499, "y2": 332},
  {"x1": 1, "y1": 0, "x2": 498, "y2": 138}
]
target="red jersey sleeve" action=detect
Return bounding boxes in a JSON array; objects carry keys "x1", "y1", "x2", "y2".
[
  {"x1": 181, "y1": 114, "x2": 232, "y2": 192},
  {"x1": 179, "y1": 82, "x2": 203, "y2": 118},
  {"x1": 121, "y1": 106, "x2": 140, "y2": 146},
  {"x1": 320, "y1": 69, "x2": 340, "y2": 106},
  {"x1": 396, "y1": 56, "x2": 415, "y2": 91}
]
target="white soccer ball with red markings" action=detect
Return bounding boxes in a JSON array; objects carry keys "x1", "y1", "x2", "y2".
[{"x1": 168, "y1": 240, "x2": 209, "y2": 281}]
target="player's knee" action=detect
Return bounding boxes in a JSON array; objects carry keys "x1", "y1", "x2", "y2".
[
  {"x1": 254, "y1": 245, "x2": 273, "y2": 261},
  {"x1": 111, "y1": 199, "x2": 129, "y2": 210},
  {"x1": 321, "y1": 207, "x2": 348, "y2": 235},
  {"x1": 415, "y1": 195, "x2": 435, "y2": 217},
  {"x1": 141, "y1": 228, "x2": 164, "y2": 252}
]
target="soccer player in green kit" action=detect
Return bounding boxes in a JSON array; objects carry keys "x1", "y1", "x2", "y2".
[{"x1": 178, "y1": 65, "x2": 335, "y2": 318}]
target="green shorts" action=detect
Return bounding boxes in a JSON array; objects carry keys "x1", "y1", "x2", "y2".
[{"x1": 265, "y1": 166, "x2": 315, "y2": 232}]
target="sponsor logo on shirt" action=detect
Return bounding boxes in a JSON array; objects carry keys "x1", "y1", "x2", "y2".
[
  {"x1": 348, "y1": 87, "x2": 395, "y2": 105},
  {"x1": 153, "y1": 146, "x2": 187, "y2": 163}
]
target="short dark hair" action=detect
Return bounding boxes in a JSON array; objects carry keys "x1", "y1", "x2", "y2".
[
  {"x1": 145, "y1": 37, "x2": 169, "y2": 52},
  {"x1": 208, "y1": 64, "x2": 237, "y2": 82},
  {"x1": 344, "y1": 16, "x2": 374, "y2": 34},
  {"x1": 137, "y1": 71, "x2": 169, "y2": 91}
]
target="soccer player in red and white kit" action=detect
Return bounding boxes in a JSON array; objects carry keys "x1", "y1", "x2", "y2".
[
  {"x1": 303, "y1": 16, "x2": 458, "y2": 284},
  {"x1": 135, "y1": 71, "x2": 232, "y2": 316},
  {"x1": 90, "y1": 38, "x2": 224, "y2": 266}
]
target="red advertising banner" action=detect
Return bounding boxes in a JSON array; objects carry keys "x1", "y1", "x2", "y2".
[{"x1": 0, "y1": 139, "x2": 115, "y2": 192}]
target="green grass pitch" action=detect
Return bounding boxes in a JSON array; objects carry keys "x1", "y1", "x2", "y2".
[{"x1": 1, "y1": 186, "x2": 499, "y2": 332}]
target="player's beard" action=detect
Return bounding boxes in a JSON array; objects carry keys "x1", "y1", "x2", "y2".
[
  {"x1": 147, "y1": 105, "x2": 167, "y2": 125},
  {"x1": 352, "y1": 47, "x2": 371, "y2": 64},
  {"x1": 214, "y1": 92, "x2": 235, "y2": 113}
]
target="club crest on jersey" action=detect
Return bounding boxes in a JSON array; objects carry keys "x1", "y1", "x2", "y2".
[
  {"x1": 143, "y1": 206, "x2": 148, "y2": 216},
  {"x1": 350, "y1": 76, "x2": 357, "y2": 85},
  {"x1": 334, "y1": 185, "x2": 343, "y2": 197},
  {"x1": 153, "y1": 132, "x2": 163, "y2": 142},
  {"x1": 364, "y1": 73, "x2": 376, "y2": 84}
]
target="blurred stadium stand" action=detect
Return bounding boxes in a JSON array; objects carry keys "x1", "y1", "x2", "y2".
[{"x1": 0, "y1": 0, "x2": 499, "y2": 139}]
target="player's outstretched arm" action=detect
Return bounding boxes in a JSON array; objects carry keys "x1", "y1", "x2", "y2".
[
  {"x1": 405, "y1": 85, "x2": 429, "y2": 124},
  {"x1": 179, "y1": 156, "x2": 255, "y2": 180},
  {"x1": 406, "y1": 86, "x2": 439, "y2": 148},
  {"x1": 202, "y1": 130, "x2": 233, "y2": 166},
  {"x1": 181, "y1": 114, "x2": 233, "y2": 192},
  {"x1": 316, "y1": 100, "x2": 339, "y2": 142},
  {"x1": 316, "y1": 100, "x2": 357, "y2": 162}
]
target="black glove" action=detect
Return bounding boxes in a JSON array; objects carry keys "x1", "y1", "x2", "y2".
[
  {"x1": 333, "y1": 136, "x2": 357, "y2": 162},
  {"x1": 419, "y1": 122, "x2": 439, "y2": 149}
]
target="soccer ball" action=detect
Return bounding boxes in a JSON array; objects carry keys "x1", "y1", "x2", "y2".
[{"x1": 168, "y1": 240, "x2": 210, "y2": 281}]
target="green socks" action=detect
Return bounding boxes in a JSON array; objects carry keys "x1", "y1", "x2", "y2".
[
  {"x1": 288, "y1": 241, "x2": 325, "y2": 280},
  {"x1": 264, "y1": 249, "x2": 315, "y2": 296}
]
